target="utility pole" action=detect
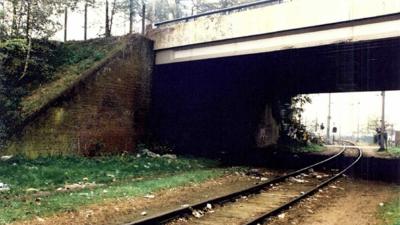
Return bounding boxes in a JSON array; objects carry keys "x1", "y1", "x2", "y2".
[
  {"x1": 380, "y1": 91, "x2": 386, "y2": 150},
  {"x1": 326, "y1": 93, "x2": 332, "y2": 144}
]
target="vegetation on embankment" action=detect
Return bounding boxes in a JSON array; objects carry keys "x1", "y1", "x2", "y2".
[
  {"x1": 0, "y1": 154, "x2": 228, "y2": 224},
  {"x1": 387, "y1": 147, "x2": 400, "y2": 156},
  {"x1": 0, "y1": 36, "x2": 127, "y2": 147},
  {"x1": 20, "y1": 37, "x2": 126, "y2": 120},
  {"x1": 379, "y1": 194, "x2": 400, "y2": 225},
  {"x1": 277, "y1": 143, "x2": 326, "y2": 153}
]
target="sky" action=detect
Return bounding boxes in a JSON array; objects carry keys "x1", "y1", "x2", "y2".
[
  {"x1": 53, "y1": 2, "x2": 143, "y2": 41},
  {"x1": 302, "y1": 91, "x2": 400, "y2": 137}
]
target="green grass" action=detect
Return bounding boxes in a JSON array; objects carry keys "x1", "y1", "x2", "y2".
[
  {"x1": 280, "y1": 143, "x2": 325, "y2": 153},
  {"x1": 387, "y1": 147, "x2": 400, "y2": 156},
  {"x1": 379, "y1": 195, "x2": 400, "y2": 225},
  {"x1": 0, "y1": 155, "x2": 226, "y2": 224},
  {"x1": 298, "y1": 143, "x2": 325, "y2": 153}
]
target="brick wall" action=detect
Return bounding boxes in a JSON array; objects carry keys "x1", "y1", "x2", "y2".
[
  {"x1": 256, "y1": 104, "x2": 279, "y2": 148},
  {"x1": 6, "y1": 36, "x2": 154, "y2": 157}
]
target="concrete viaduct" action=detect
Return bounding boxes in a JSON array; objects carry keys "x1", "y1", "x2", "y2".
[{"x1": 147, "y1": 0, "x2": 400, "y2": 158}]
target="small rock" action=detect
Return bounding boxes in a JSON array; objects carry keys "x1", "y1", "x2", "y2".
[
  {"x1": 181, "y1": 204, "x2": 190, "y2": 208},
  {"x1": 82, "y1": 177, "x2": 89, "y2": 181},
  {"x1": 140, "y1": 149, "x2": 160, "y2": 158},
  {"x1": 260, "y1": 177, "x2": 269, "y2": 181},
  {"x1": 85, "y1": 210, "x2": 94, "y2": 218},
  {"x1": 278, "y1": 213, "x2": 285, "y2": 219},
  {"x1": 0, "y1": 183, "x2": 10, "y2": 192},
  {"x1": 307, "y1": 209, "x2": 314, "y2": 214},
  {"x1": 0, "y1": 155, "x2": 13, "y2": 161},
  {"x1": 289, "y1": 177, "x2": 306, "y2": 183},
  {"x1": 316, "y1": 175, "x2": 323, "y2": 179},
  {"x1": 206, "y1": 203, "x2": 212, "y2": 210},
  {"x1": 192, "y1": 210, "x2": 203, "y2": 218},
  {"x1": 36, "y1": 216, "x2": 45, "y2": 222},
  {"x1": 379, "y1": 202, "x2": 384, "y2": 207},
  {"x1": 330, "y1": 185, "x2": 337, "y2": 189},
  {"x1": 162, "y1": 154, "x2": 177, "y2": 159},
  {"x1": 144, "y1": 194, "x2": 155, "y2": 199},
  {"x1": 103, "y1": 189, "x2": 108, "y2": 193},
  {"x1": 141, "y1": 211, "x2": 147, "y2": 216},
  {"x1": 26, "y1": 188, "x2": 40, "y2": 193}
]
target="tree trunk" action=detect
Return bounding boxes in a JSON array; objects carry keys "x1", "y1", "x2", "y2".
[
  {"x1": 141, "y1": 4, "x2": 145, "y2": 35},
  {"x1": 129, "y1": 0, "x2": 133, "y2": 34},
  {"x1": 11, "y1": 1, "x2": 17, "y2": 36},
  {"x1": 26, "y1": 0, "x2": 31, "y2": 41},
  {"x1": 105, "y1": 0, "x2": 110, "y2": 37},
  {"x1": 64, "y1": 7, "x2": 68, "y2": 42},
  {"x1": 84, "y1": 3, "x2": 88, "y2": 40},
  {"x1": 109, "y1": 0, "x2": 117, "y2": 35}
]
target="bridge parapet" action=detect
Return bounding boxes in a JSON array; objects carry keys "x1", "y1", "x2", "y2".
[
  {"x1": 149, "y1": 0, "x2": 400, "y2": 64},
  {"x1": 150, "y1": 0, "x2": 400, "y2": 50}
]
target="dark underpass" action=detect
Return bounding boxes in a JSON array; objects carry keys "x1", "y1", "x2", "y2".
[{"x1": 150, "y1": 36, "x2": 400, "y2": 160}]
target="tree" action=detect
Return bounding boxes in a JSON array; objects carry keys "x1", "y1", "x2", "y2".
[
  {"x1": 3, "y1": 0, "x2": 79, "y2": 40},
  {"x1": 83, "y1": 0, "x2": 96, "y2": 40},
  {"x1": 0, "y1": 1, "x2": 6, "y2": 40},
  {"x1": 129, "y1": 0, "x2": 134, "y2": 33}
]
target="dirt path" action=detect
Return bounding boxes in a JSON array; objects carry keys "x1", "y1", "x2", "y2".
[
  {"x1": 266, "y1": 178, "x2": 399, "y2": 225},
  {"x1": 12, "y1": 169, "x2": 279, "y2": 225}
]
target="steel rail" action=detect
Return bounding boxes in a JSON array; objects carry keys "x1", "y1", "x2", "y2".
[
  {"x1": 244, "y1": 146, "x2": 363, "y2": 225},
  {"x1": 154, "y1": 0, "x2": 281, "y2": 26},
  {"x1": 123, "y1": 146, "x2": 347, "y2": 225}
]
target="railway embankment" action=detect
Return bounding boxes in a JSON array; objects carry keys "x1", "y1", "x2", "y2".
[{"x1": 2, "y1": 35, "x2": 154, "y2": 157}]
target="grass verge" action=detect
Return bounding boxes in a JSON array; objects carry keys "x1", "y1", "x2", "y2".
[
  {"x1": 279, "y1": 143, "x2": 325, "y2": 153},
  {"x1": 387, "y1": 147, "x2": 400, "y2": 156},
  {"x1": 379, "y1": 195, "x2": 400, "y2": 225},
  {"x1": 297, "y1": 143, "x2": 325, "y2": 153},
  {"x1": 0, "y1": 155, "x2": 226, "y2": 224}
]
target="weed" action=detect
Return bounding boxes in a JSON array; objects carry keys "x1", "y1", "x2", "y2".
[
  {"x1": 0, "y1": 155, "x2": 224, "y2": 224},
  {"x1": 379, "y1": 195, "x2": 400, "y2": 225},
  {"x1": 387, "y1": 147, "x2": 400, "y2": 156}
]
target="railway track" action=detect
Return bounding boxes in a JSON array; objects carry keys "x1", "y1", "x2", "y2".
[{"x1": 125, "y1": 146, "x2": 362, "y2": 225}]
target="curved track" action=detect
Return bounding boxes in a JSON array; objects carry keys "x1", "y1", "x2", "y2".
[{"x1": 124, "y1": 146, "x2": 362, "y2": 225}]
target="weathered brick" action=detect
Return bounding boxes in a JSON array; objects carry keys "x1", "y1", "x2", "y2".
[{"x1": 6, "y1": 36, "x2": 154, "y2": 157}]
